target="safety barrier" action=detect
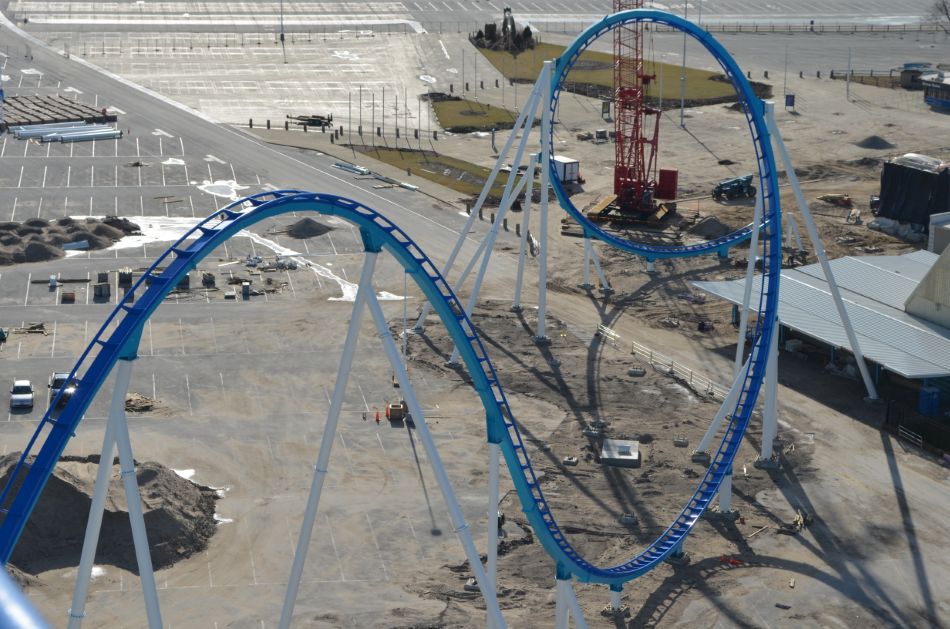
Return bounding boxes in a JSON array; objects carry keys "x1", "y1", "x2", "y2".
[{"x1": 597, "y1": 324, "x2": 729, "y2": 400}]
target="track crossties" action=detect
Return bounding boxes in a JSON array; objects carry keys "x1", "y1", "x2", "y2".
[{"x1": 0, "y1": 95, "x2": 118, "y2": 131}]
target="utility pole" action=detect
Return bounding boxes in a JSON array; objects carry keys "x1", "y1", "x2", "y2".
[
  {"x1": 783, "y1": 45, "x2": 789, "y2": 98},
  {"x1": 679, "y1": 1, "x2": 688, "y2": 128},
  {"x1": 279, "y1": 0, "x2": 287, "y2": 64},
  {"x1": 846, "y1": 48, "x2": 852, "y2": 101}
]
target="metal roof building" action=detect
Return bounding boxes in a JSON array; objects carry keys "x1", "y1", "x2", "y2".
[{"x1": 692, "y1": 250, "x2": 950, "y2": 380}]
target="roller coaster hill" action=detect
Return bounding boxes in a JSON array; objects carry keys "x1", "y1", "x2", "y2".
[{"x1": 0, "y1": 8, "x2": 791, "y2": 628}]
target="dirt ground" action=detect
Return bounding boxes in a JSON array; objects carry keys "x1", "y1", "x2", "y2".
[{"x1": 6, "y1": 24, "x2": 950, "y2": 628}]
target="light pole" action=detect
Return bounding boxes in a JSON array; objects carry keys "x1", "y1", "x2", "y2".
[
  {"x1": 679, "y1": 1, "x2": 688, "y2": 128},
  {"x1": 279, "y1": 0, "x2": 287, "y2": 64}
]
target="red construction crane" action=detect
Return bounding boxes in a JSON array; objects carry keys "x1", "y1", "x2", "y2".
[{"x1": 613, "y1": 0, "x2": 661, "y2": 213}]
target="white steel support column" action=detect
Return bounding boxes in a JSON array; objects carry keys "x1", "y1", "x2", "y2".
[
  {"x1": 450, "y1": 168, "x2": 534, "y2": 364},
  {"x1": 787, "y1": 214, "x2": 804, "y2": 251},
  {"x1": 719, "y1": 467, "x2": 733, "y2": 512},
  {"x1": 589, "y1": 243, "x2": 610, "y2": 293},
  {"x1": 610, "y1": 587, "x2": 622, "y2": 611},
  {"x1": 536, "y1": 60, "x2": 553, "y2": 341},
  {"x1": 415, "y1": 80, "x2": 544, "y2": 331},
  {"x1": 512, "y1": 155, "x2": 536, "y2": 311},
  {"x1": 68, "y1": 357, "x2": 146, "y2": 629},
  {"x1": 365, "y1": 288, "x2": 507, "y2": 629},
  {"x1": 581, "y1": 239, "x2": 593, "y2": 290},
  {"x1": 764, "y1": 102, "x2": 877, "y2": 399},
  {"x1": 555, "y1": 578, "x2": 570, "y2": 629},
  {"x1": 113, "y1": 374, "x2": 163, "y2": 629},
  {"x1": 564, "y1": 581, "x2": 589, "y2": 629},
  {"x1": 280, "y1": 251, "x2": 378, "y2": 629},
  {"x1": 734, "y1": 193, "x2": 763, "y2": 376},
  {"x1": 760, "y1": 315, "x2": 779, "y2": 460},
  {"x1": 486, "y1": 442, "x2": 501, "y2": 629},
  {"x1": 695, "y1": 358, "x2": 748, "y2": 455}
]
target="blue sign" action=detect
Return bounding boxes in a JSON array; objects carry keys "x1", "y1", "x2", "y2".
[
  {"x1": 785, "y1": 94, "x2": 795, "y2": 108},
  {"x1": 0, "y1": 87, "x2": 5, "y2": 103}
]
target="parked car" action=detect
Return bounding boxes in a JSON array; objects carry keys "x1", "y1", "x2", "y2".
[
  {"x1": 10, "y1": 380, "x2": 34, "y2": 410},
  {"x1": 48, "y1": 372, "x2": 77, "y2": 407}
]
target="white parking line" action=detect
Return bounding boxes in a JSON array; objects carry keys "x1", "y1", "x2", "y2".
[
  {"x1": 285, "y1": 270, "x2": 296, "y2": 298},
  {"x1": 364, "y1": 513, "x2": 390, "y2": 580},
  {"x1": 185, "y1": 373, "x2": 193, "y2": 415},
  {"x1": 90, "y1": 165, "x2": 94, "y2": 187},
  {"x1": 23, "y1": 273, "x2": 31, "y2": 306},
  {"x1": 0, "y1": 136, "x2": 5, "y2": 157},
  {"x1": 50, "y1": 321, "x2": 57, "y2": 357},
  {"x1": 16, "y1": 166, "x2": 23, "y2": 188},
  {"x1": 209, "y1": 317, "x2": 219, "y2": 354},
  {"x1": 10, "y1": 197, "x2": 16, "y2": 221},
  {"x1": 325, "y1": 515, "x2": 346, "y2": 581}
]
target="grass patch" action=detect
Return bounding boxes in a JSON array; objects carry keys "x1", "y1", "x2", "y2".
[
  {"x1": 431, "y1": 98, "x2": 519, "y2": 133},
  {"x1": 478, "y1": 42, "x2": 744, "y2": 104},
  {"x1": 352, "y1": 145, "x2": 512, "y2": 200}
]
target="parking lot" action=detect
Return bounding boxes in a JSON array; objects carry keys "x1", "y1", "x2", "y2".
[{"x1": 0, "y1": 43, "x2": 513, "y2": 626}]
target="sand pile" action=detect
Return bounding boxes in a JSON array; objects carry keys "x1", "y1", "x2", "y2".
[
  {"x1": 0, "y1": 454, "x2": 219, "y2": 574},
  {"x1": 0, "y1": 217, "x2": 141, "y2": 266},
  {"x1": 688, "y1": 216, "x2": 732, "y2": 240},
  {"x1": 287, "y1": 217, "x2": 333, "y2": 239},
  {"x1": 855, "y1": 135, "x2": 895, "y2": 150}
]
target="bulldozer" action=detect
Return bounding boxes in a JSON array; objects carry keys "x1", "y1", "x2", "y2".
[{"x1": 712, "y1": 174, "x2": 756, "y2": 201}]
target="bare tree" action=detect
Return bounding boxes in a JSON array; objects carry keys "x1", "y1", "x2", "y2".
[{"x1": 933, "y1": 0, "x2": 950, "y2": 33}]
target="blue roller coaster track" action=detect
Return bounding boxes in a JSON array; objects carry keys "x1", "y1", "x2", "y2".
[
  {"x1": 549, "y1": 10, "x2": 775, "y2": 261},
  {"x1": 0, "y1": 10, "x2": 780, "y2": 593}
]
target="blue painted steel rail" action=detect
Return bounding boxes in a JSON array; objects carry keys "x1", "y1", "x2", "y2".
[
  {"x1": 0, "y1": 186, "x2": 780, "y2": 589},
  {"x1": 549, "y1": 10, "x2": 772, "y2": 260}
]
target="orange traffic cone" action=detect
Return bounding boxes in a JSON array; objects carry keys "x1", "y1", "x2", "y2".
[
  {"x1": 375, "y1": 408, "x2": 380, "y2": 424},
  {"x1": 385, "y1": 405, "x2": 391, "y2": 420}
]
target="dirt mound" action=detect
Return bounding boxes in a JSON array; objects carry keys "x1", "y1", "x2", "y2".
[
  {"x1": 1, "y1": 453, "x2": 219, "y2": 574},
  {"x1": 287, "y1": 217, "x2": 333, "y2": 239},
  {"x1": 125, "y1": 392, "x2": 172, "y2": 415},
  {"x1": 102, "y1": 216, "x2": 141, "y2": 234},
  {"x1": 15, "y1": 225, "x2": 43, "y2": 237},
  {"x1": 22, "y1": 242, "x2": 63, "y2": 263},
  {"x1": 0, "y1": 217, "x2": 134, "y2": 266},
  {"x1": 66, "y1": 230, "x2": 109, "y2": 249},
  {"x1": 688, "y1": 216, "x2": 733, "y2": 240},
  {"x1": 855, "y1": 135, "x2": 895, "y2": 150},
  {"x1": 91, "y1": 223, "x2": 125, "y2": 240}
]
